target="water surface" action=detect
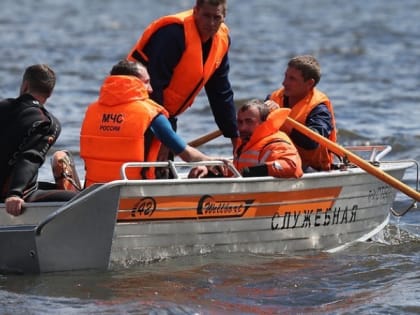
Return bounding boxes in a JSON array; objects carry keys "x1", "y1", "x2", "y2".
[{"x1": 0, "y1": 1, "x2": 419, "y2": 314}]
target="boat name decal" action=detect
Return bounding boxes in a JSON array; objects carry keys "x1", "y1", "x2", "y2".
[
  {"x1": 197, "y1": 195, "x2": 254, "y2": 217},
  {"x1": 131, "y1": 197, "x2": 156, "y2": 217},
  {"x1": 271, "y1": 205, "x2": 358, "y2": 230}
]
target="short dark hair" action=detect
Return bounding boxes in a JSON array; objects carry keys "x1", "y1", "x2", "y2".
[
  {"x1": 239, "y1": 99, "x2": 270, "y2": 122},
  {"x1": 110, "y1": 59, "x2": 144, "y2": 77},
  {"x1": 196, "y1": 0, "x2": 227, "y2": 15},
  {"x1": 23, "y1": 64, "x2": 56, "y2": 96},
  {"x1": 288, "y1": 55, "x2": 321, "y2": 86}
]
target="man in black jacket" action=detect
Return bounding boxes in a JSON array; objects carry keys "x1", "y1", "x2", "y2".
[{"x1": 0, "y1": 64, "x2": 76, "y2": 216}]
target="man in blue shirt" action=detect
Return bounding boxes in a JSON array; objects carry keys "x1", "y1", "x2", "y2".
[
  {"x1": 266, "y1": 55, "x2": 337, "y2": 171},
  {"x1": 127, "y1": 0, "x2": 238, "y2": 161}
]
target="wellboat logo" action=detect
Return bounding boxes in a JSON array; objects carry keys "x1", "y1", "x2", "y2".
[{"x1": 196, "y1": 195, "x2": 254, "y2": 218}]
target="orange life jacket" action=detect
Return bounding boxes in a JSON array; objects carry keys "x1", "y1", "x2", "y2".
[
  {"x1": 127, "y1": 9, "x2": 229, "y2": 117},
  {"x1": 80, "y1": 76, "x2": 168, "y2": 186},
  {"x1": 234, "y1": 109, "x2": 303, "y2": 178},
  {"x1": 269, "y1": 88, "x2": 337, "y2": 171}
]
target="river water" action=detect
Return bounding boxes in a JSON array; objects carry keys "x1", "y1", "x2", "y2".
[{"x1": 1, "y1": 0, "x2": 419, "y2": 314}]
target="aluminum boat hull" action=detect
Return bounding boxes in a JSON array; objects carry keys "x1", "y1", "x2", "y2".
[{"x1": 0, "y1": 157, "x2": 413, "y2": 274}]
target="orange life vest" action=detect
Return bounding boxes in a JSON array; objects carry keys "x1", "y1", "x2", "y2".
[
  {"x1": 127, "y1": 9, "x2": 230, "y2": 117},
  {"x1": 234, "y1": 109, "x2": 303, "y2": 178},
  {"x1": 80, "y1": 76, "x2": 168, "y2": 186},
  {"x1": 269, "y1": 88, "x2": 337, "y2": 171}
]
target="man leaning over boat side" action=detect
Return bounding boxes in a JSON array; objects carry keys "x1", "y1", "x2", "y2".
[
  {"x1": 266, "y1": 55, "x2": 337, "y2": 172},
  {"x1": 189, "y1": 99, "x2": 303, "y2": 178},
  {"x1": 0, "y1": 64, "x2": 78, "y2": 216},
  {"x1": 80, "y1": 59, "x2": 221, "y2": 187},
  {"x1": 127, "y1": 0, "x2": 239, "y2": 170}
]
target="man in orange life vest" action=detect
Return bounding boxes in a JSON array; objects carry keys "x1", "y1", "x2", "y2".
[
  {"x1": 80, "y1": 60, "x2": 216, "y2": 187},
  {"x1": 189, "y1": 99, "x2": 303, "y2": 178},
  {"x1": 127, "y1": 0, "x2": 239, "y2": 162},
  {"x1": 266, "y1": 55, "x2": 337, "y2": 171}
]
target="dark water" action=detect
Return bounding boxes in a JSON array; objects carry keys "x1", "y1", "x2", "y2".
[{"x1": 1, "y1": 1, "x2": 419, "y2": 314}]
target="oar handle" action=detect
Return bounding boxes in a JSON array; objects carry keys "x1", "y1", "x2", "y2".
[
  {"x1": 188, "y1": 130, "x2": 223, "y2": 148},
  {"x1": 286, "y1": 117, "x2": 420, "y2": 201}
]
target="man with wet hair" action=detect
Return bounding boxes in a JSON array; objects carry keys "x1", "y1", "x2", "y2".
[{"x1": 0, "y1": 64, "x2": 77, "y2": 216}]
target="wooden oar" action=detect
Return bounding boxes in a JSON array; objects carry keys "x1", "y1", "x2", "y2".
[
  {"x1": 286, "y1": 117, "x2": 420, "y2": 201},
  {"x1": 188, "y1": 129, "x2": 223, "y2": 147}
]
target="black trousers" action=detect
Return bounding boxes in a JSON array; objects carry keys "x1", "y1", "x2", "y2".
[{"x1": 25, "y1": 182, "x2": 77, "y2": 202}]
